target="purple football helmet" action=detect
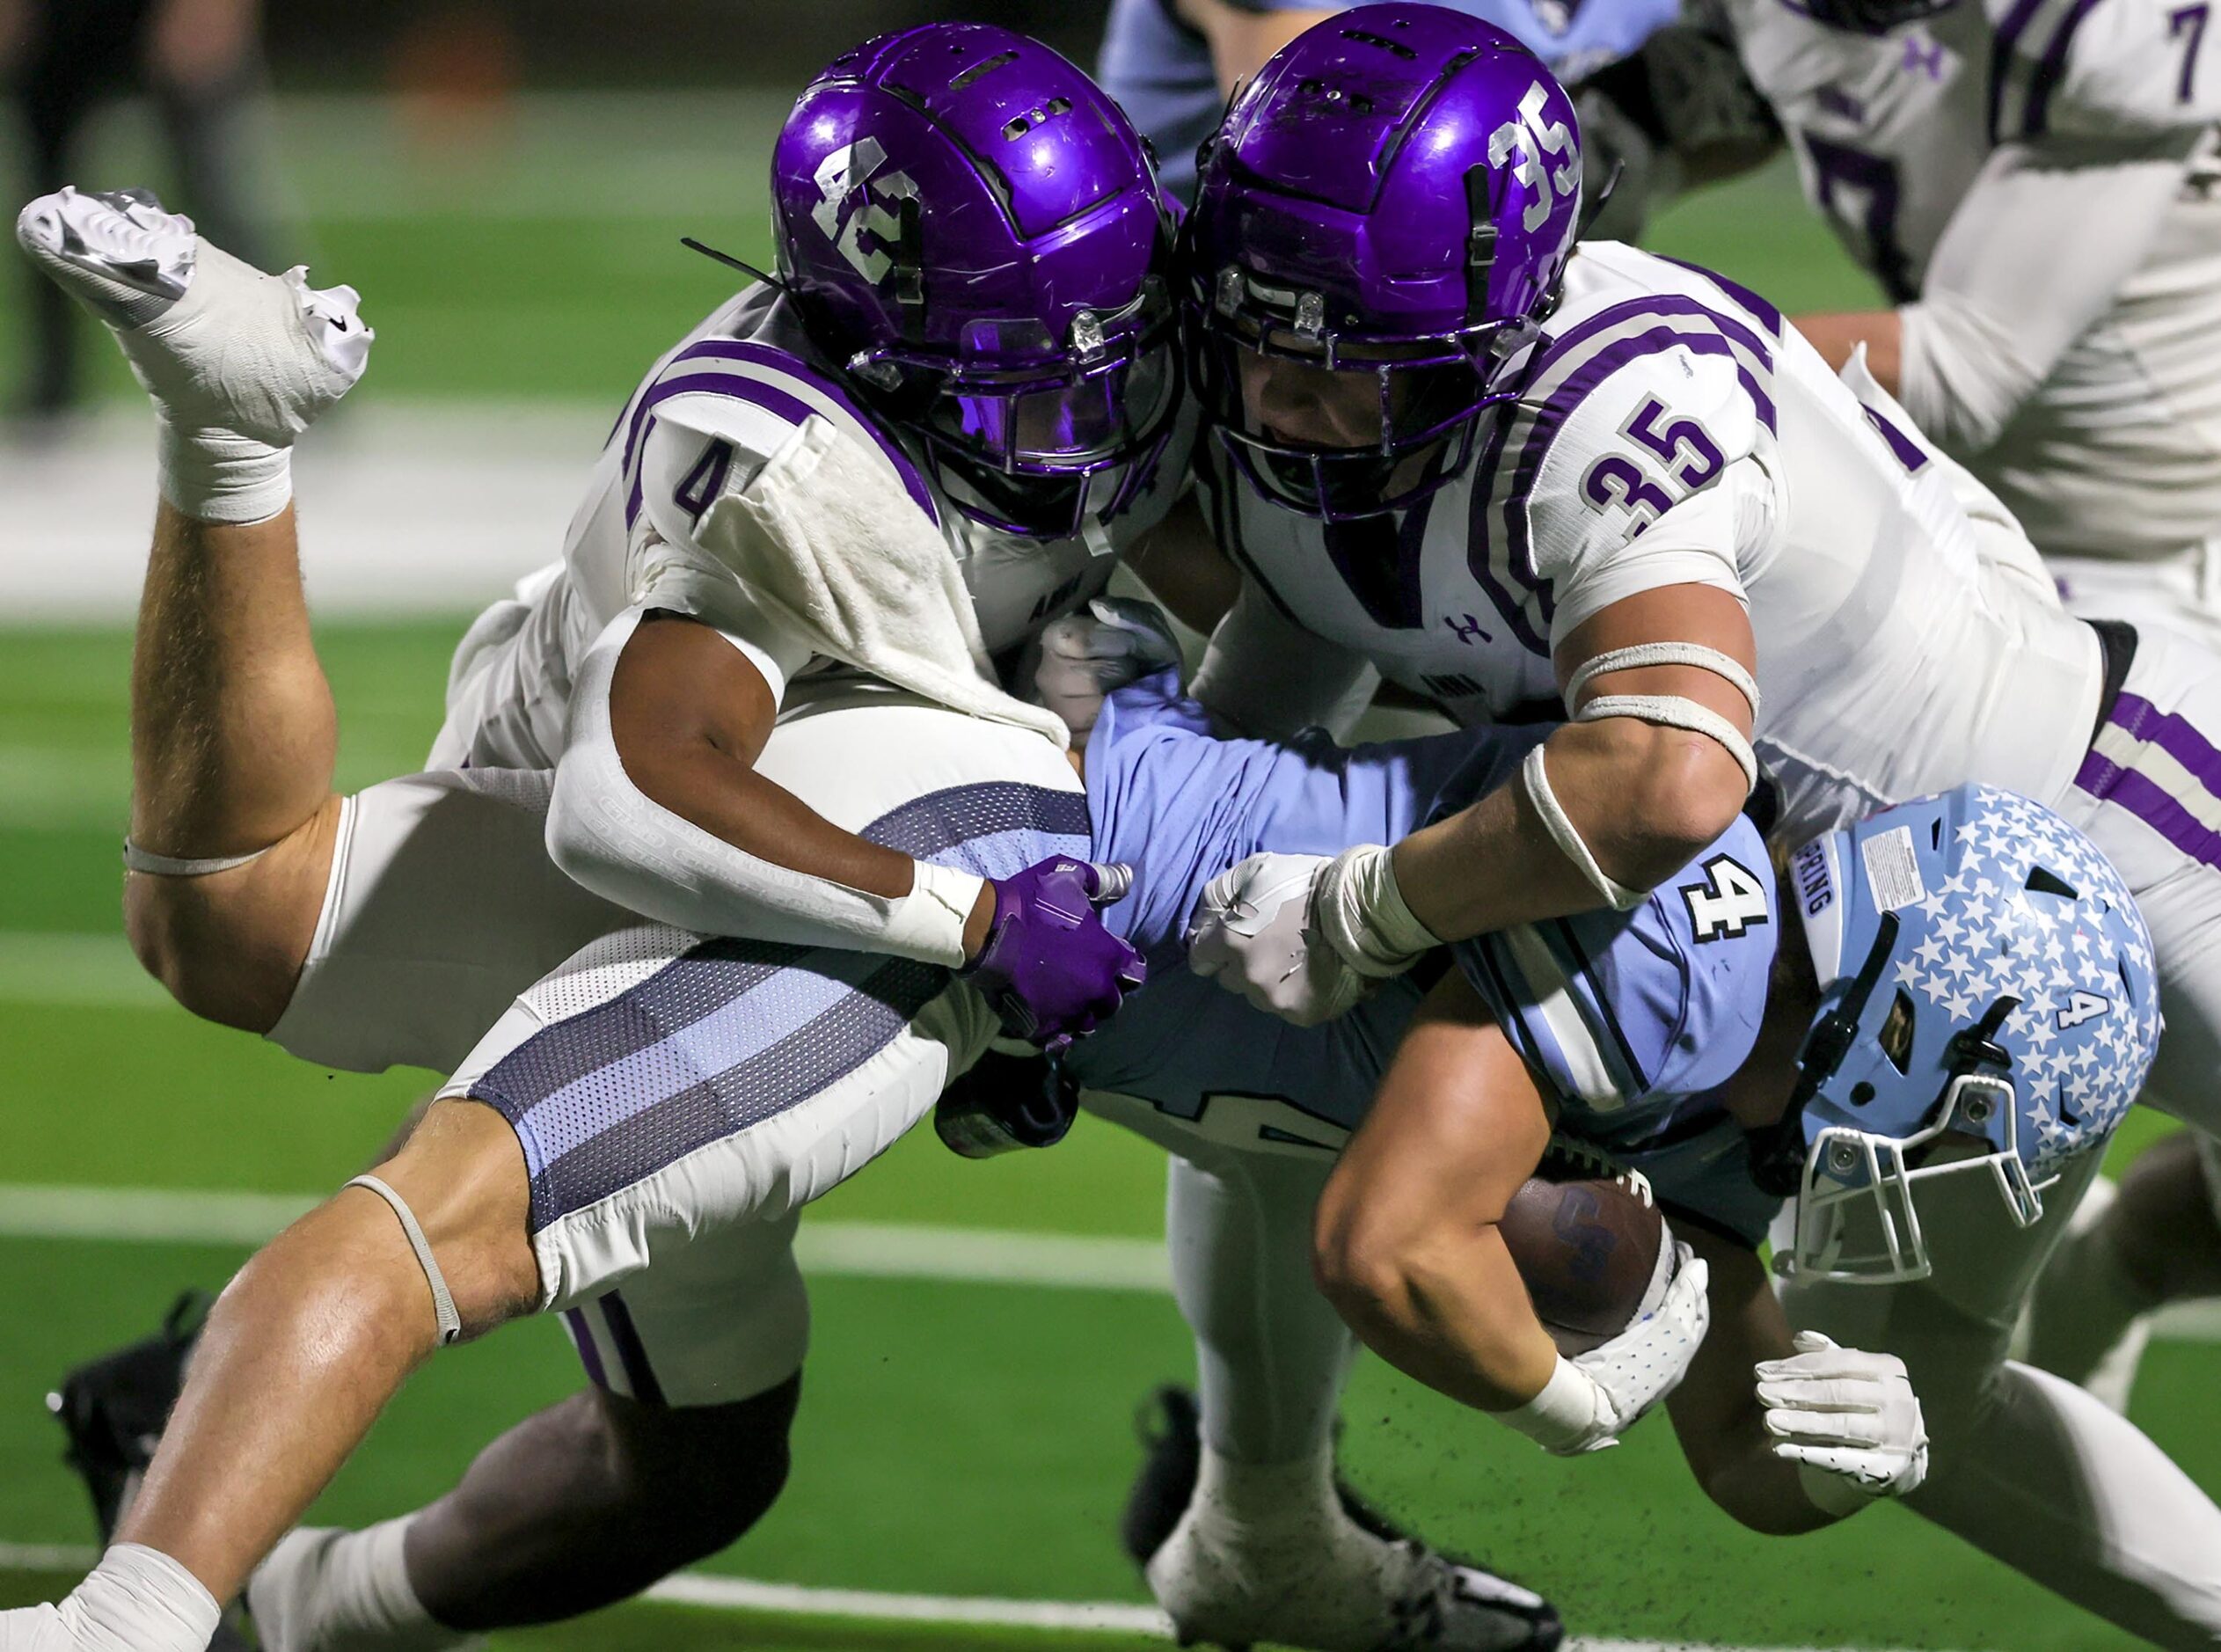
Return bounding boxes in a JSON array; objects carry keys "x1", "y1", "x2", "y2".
[
  {"x1": 771, "y1": 24, "x2": 1180, "y2": 542},
  {"x1": 1187, "y1": 4, "x2": 1583, "y2": 521}
]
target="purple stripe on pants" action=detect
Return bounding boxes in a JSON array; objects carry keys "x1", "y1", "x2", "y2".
[
  {"x1": 2075, "y1": 691, "x2": 2221, "y2": 870},
  {"x1": 598, "y1": 1291, "x2": 667, "y2": 1407},
  {"x1": 564, "y1": 1306, "x2": 610, "y2": 1390}
]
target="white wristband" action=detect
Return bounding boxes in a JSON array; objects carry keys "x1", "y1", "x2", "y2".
[
  {"x1": 1314, "y1": 844, "x2": 1441, "y2": 977},
  {"x1": 881, "y1": 859, "x2": 986, "y2": 969},
  {"x1": 157, "y1": 418, "x2": 294, "y2": 525},
  {"x1": 1498, "y1": 1356, "x2": 1606, "y2": 1454}
]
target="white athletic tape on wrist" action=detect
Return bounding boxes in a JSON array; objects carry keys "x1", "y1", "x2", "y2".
[
  {"x1": 345, "y1": 1175, "x2": 463, "y2": 1346},
  {"x1": 1563, "y1": 641, "x2": 1761, "y2": 720},
  {"x1": 884, "y1": 859, "x2": 986, "y2": 969},
  {"x1": 123, "y1": 838, "x2": 274, "y2": 876},
  {"x1": 1314, "y1": 844, "x2": 1440, "y2": 976},
  {"x1": 1521, "y1": 744, "x2": 1646, "y2": 912},
  {"x1": 1576, "y1": 691, "x2": 1758, "y2": 795},
  {"x1": 1500, "y1": 1356, "x2": 1607, "y2": 1453}
]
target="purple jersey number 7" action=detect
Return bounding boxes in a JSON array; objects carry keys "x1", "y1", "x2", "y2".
[
  {"x1": 2174, "y1": 4, "x2": 2210, "y2": 104},
  {"x1": 1801, "y1": 132, "x2": 1918, "y2": 304}
]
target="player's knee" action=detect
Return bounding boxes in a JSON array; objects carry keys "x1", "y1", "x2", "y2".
[
  {"x1": 602, "y1": 1375, "x2": 802, "y2": 1556},
  {"x1": 354, "y1": 1099, "x2": 544, "y2": 1335},
  {"x1": 121, "y1": 800, "x2": 341, "y2": 1033},
  {"x1": 1311, "y1": 1193, "x2": 1422, "y2": 1330}
]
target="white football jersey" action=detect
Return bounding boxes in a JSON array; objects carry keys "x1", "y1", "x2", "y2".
[
  {"x1": 439, "y1": 284, "x2": 1193, "y2": 771},
  {"x1": 1205, "y1": 241, "x2": 2103, "y2": 844},
  {"x1": 1721, "y1": 0, "x2": 2221, "y2": 560}
]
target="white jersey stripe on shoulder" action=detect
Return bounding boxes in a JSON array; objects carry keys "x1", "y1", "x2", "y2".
[
  {"x1": 1497, "y1": 922, "x2": 1630, "y2": 1109},
  {"x1": 1466, "y1": 296, "x2": 1778, "y2": 653},
  {"x1": 661, "y1": 339, "x2": 938, "y2": 521}
]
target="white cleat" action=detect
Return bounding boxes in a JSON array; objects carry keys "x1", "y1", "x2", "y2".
[
  {"x1": 16, "y1": 185, "x2": 371, "y2": 447},
  {"x1": 1148, "y1": 1500, "x2": 1558, "y2": 1652}
]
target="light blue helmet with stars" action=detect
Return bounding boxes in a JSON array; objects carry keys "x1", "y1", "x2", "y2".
[{"x1": 1762, "y1": 783, "x2": 2159, "y2": 1283}]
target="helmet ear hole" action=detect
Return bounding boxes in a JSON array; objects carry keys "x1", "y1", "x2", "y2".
[{"x1": 1879, "y1": 990, "x2": 1916, "y2": 1075}]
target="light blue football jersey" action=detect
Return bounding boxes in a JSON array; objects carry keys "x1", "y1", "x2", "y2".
[
  {"x1": 1096, "y1": 0, "x2": 1681, "y2": 203},
  {"x1": 1069, "y1": 672, "x2": 1783, "y2": 1245}
]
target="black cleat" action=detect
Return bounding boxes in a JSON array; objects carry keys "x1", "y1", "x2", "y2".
[
  {"x1": 1122, "y1": 1384, "x2": 1206, "y2": 1567},
  {"x1": 1121, "y1": 1384, "x2": 1565, "y2": 1652},
  {"x1": 48, "y1": 1290, "x2": 256, "y2": 1648},
  {"x1": 48, "y1": 1290, "x2": 212, "y2": 1539}
]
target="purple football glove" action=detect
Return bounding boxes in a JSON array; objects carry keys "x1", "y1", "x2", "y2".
[{"x1": 966, "y1": 857, "x2": 1146, "y2": 1049}]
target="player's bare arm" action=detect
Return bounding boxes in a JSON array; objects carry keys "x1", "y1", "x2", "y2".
[
  {"x1": 601, "y1": 610, "x2": 995, "y2": 954},
  {"x1": 1795, "y1": 128, "x2": 2203, "y2": 420},
  {"x1": 1315, "y1": 970, "x2": 1711, "y2": 1456},
  {"x1": 1664, "y1": 1232, "x2": 1832, "y2": 1534},
  {"x1": 1311, "y1": 972, "x2": 1561, "y2": 1412},
  {"x1": 1191, "y1": 580, "x2": 1757, "y2": 1028},
  {"x1": 1120, "y1": 490, "x2": 1242, "y2": 639},
  {"x1": 1394, "y1": 581, "x2": 1757, "y2": 940}
]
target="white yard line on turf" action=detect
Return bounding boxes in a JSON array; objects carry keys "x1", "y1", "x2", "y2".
[
  {"x1": 0, "y1": 1183, "x2": 1173, "y2": 1294},
  {"x1": 0, "y1": 1541, "x2": 1930, "y2": 1650},
  {"x1": 6, "y1": 1180, "x2": 2221, "y2": 1338},
  {"x1": 0, "y1": 934, "x2": 165, "y2": 1008}
]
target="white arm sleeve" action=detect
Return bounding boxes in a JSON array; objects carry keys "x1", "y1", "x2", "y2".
[
  {"x1": 1190, "y1": 579, "x2": 1380, "y2": 741},
  {"x1": 1896, "y1": 131, "x2": 2202, "y2": 454},
  {"x1": 544, "y1": 605, "x2": 984, "y2": 966}
]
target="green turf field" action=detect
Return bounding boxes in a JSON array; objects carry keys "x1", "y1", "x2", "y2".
[{"x1": 1, "y1": 106, "x2": 2210, "y2": 1650}]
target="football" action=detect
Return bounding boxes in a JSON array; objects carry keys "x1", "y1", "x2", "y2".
[{"x1": 1500, "y1": 1144, "x2": 1667, "y2": 1356}]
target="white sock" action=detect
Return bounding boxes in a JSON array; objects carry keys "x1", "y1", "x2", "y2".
[
  {"x1": 246, "y1": 1520, "x2": 464, "y2": 1652},
  {"x1": 33, "y1": 1545, "x2": 220, "y2": 1652},
  {"x1": 1189, "y1": 1444, "x2": 1343, "y2": 1539}
]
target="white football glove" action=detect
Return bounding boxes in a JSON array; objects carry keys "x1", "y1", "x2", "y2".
[
  {"x1": 1501, "y1": 1241, "x2": 1711, "y2": 1456},
  {"x1": 1186, "y1": 852, "x2": 1371, "y2": 1027},
  {"x1": 1026, "y1": 596, "x2": 1183, "y2": 749},
  {"x1": 1186, "y1": 845, "x2": 1440, "y2": 1027},
  {"x1": 1757, "y1": 1330, "x2": 1930, "y2": 1514}
]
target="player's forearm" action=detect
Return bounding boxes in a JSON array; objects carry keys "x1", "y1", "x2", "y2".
[
  {"x1": 553, "y1": 615, "x2": 993, "y2": 964},
  {"x1": 1791, "y1": 310, "x2": 1901, "y2": 391},
  {"x1": 547, "y1": 742, "x2": 993, "y2": 962},
  {"x1": 1695, "y1": 1444, "x2": 1842, "y2": 1536},
  {"x1": 1392, "y1": 718, "x2": 1748, "y2": 940},
  {"x1": 1314, "y1": 1220, "x2": 1560, "y2": 1414}
]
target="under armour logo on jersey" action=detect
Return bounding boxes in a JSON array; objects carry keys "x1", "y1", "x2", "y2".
[
  {"x1": 1900, "y1": 33, "x2": 1948, "y2": 81},
  {"x1": 810, "y1": 137, "x2": 921, "y2": 286},
  {"x1": 1443, "y1": 612, "x2": 1490, "y2": 646}
]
